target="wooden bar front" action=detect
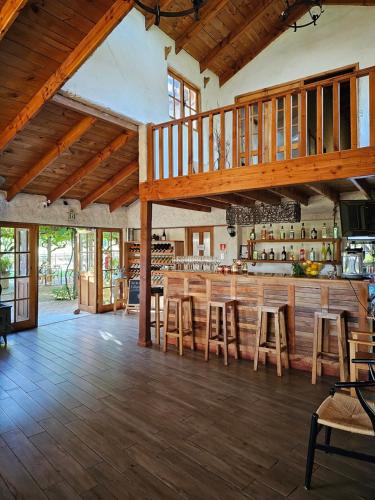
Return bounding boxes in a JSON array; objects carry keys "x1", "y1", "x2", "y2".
[{"x1": 163, "y1": 271, "x2": 369, "y2": 373}]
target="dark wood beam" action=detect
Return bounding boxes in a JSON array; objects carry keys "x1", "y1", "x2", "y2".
[
  {"x1": 323, "y1": 1, "x2": 375, "y2": 5},
  {"x1": 268, "y1": 187, "x2": 309, "y2": 206},
  {"x1": 219, "y1": 3, "x2": 309, "y2": 85},
  {"x1": 7, "y1": 116, "x2": 96, "y2": 202},
  {"x1": 175, "y1": 0, "x2": 230, "y2": 54},
  {"x1": 307, "y1": 183, "x2": 340, "y2": 203},
  {"x1": 139, "y1": 200, "x2": 152, "y2": 347},
  {"x1": 199, "y1": 0, "x2": 274, "y2": 73},
  {"x1": 48, "y1": 132, "x2": 131, "y2": 204},
  {"x1": 144, "y1": 0, "x2": 173, "y2": 30},
  {"x1": 140, "y1": 147, "x2": 375, "y2": 202},
  {"x1": 208, "y1": 194, "x2": 255, "y2": 206},
  {"x1": 0, "y1": 0, "x2": 134, "y2": 153},
  {"x1": 186, "y1": 197, "x2": 230, "y2": 210},
  {"x1": 239, "y1": 190, "x2": 282, "y2": 205},
  {"x1": 0, "y1": 0, "x2": 26, "y2": 41},
  {"x1": 350, "y1": 178, "x2": 374, "y2": 199},
  {"x1": 156, "y1": 200, "x2": 211, "y2": 212},
  {"x1": 110, "y1": 186, "x2": 139, "y2": 212},
  {"x1": 81, "y1": 160, "x2": 138, "y2": 209}
]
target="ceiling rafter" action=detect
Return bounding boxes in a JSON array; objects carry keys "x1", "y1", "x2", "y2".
[
  {"x1": 110, "y1": 186, "x2": 139, "y2": 212},
  {"x1": 0, "y1": 0, "x2": 26, "y2": 41},
  {"x1": 174, "y1": 0, "x2": 230, "y2": 55},
  {"x1": 81, "y1": 160, "x2": 139, "y2": 209},
  {"x1": 268, "y1": 187, "x2": 309, "y2": 206},
  {"x1": 144, "y1": 0, "x2": 174, "y2": 30},
  {"x1": 155, "y1": 200, "x2": 212, "y2": 212},
  {"x1": 208, "y1": 193, "x2": 255, "y2": 206},
  {"x1": 186, "y1": 197, "x2": 230, "y2": 210},
  {"x1": 219, "y1": 3, "x2": 309, "y2": 86},
  {"x1": 350, "y1": 177, "x2": 374, "y2": 199},
  {"x1": 307, "y1": 183, "x2": 340, "y2": 203},
  {"x1": 0, "y1": 0, "x2": 134, "y2": 153},
  {"x1": 6, "y1": 116, "x2": 96, "y2": 202},
  {"x1": 47, "y1": 131, "x2": 132, "y2": 204},
  {"x1": 239, "y1": 189, "x2": 282, "y2": 205},
  {"x1": 199, "y1": 0, "x2": 274, "y2": 74}
]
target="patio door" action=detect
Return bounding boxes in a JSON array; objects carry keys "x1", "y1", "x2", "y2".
[
  {"x1": 97, "y1": 229, "x2": 122, "y2": 312},
  {"x1": 77, "y1": 229, "x2": 97, "y2": 313},
  {"x1": 0, "y1": 224, "x2": 37, "y2": 331}
]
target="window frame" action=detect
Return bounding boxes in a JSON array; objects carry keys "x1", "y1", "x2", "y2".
[{"x1": 168, "y1": 68, "x2": 201, "y2": 121}]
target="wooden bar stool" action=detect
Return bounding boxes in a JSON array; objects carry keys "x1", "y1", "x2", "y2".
[
  {"x1": 163, "y1": 296, "x2": 194, "y2": 355},
  {"x1": 312, "y1": 310, "x2": 348, "y2": 384},
  {"x1": 205, "y1": 299, "x2": 239, "y2": 366},
  {"x1": 254, "y1": 305, "x2": 289, "y2": 377},
  {"x1": 150, "y1": 286, "x2": 164, "y2": 345}
]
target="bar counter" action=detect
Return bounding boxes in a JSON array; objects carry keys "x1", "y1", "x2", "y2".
[{"x1": 163, "y1": 271, "x2": 369, "y2": 373}]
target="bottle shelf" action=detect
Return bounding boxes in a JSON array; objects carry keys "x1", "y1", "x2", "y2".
[
  {"x1": 248, "y1": 238, "x2": 341, "y2": 244},
  {"x1": 244, "y1": 259, "x2": 339, "y2": 264}
]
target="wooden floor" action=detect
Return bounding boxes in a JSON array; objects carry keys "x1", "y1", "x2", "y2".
[{"x1": 0, "y1": 313, "x2": 374, "y2": 499}]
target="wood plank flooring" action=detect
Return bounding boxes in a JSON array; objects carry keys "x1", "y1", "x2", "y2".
[{"x1": 0, "y1": 313, "x2": 374, "y2": 499}]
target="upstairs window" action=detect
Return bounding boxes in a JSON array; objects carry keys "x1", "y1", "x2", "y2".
[{"x1": 168, "y1": 69, "x2": 200, "y2": 120}]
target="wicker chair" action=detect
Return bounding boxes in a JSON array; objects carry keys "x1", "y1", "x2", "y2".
[{"x1": 305, "y1": 359, "x2": 375, "y2": 490}]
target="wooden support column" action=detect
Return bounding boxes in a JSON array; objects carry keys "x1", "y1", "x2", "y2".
[{"x1": 139, "y1": 200, "x2": 152, "y2": 347}]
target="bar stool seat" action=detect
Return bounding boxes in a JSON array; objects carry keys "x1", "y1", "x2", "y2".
[
  {"x1": 205, "y1": 299, "x2": 239, "y2": 366},
  {"x1": 150, "y1": 286, "x2": 164, "y2": 345},
  {"x1": 254, "y1": 304, "x2": 289, "y2": 377},
  {"x1": 312, "y1": 309, "x2": 348, "y2": 384},
  {"x1": 163, "y1": 295, "x2": 194, "y2": 355}
]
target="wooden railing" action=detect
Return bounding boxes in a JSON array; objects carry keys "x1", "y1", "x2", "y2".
[{"x1": 147, "y1": 66, "x2": 375, "y2": 182}]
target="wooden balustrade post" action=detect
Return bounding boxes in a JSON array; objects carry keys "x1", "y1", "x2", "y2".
[
  {"x1": 316, "y1": 85, "x2": 323, "y2": 154},
  {"x1": 147, "y1": 123, "x2": 154, "y2": 181},
  {"x1": 300, "y1": 90, "x2": 307, "y2": 157},
  {"x1": 333, "y1": 81, "x2": 340, "y2": 151},
  {"x1": 258, "y1": 101, "x2": 263, "y2": 164},
  {"x1": 350, "y1": 76, "x2": 358, "y2": 149},
  {"x1": 138, "y1": 200, "x2": 152, "y2": 347},
  {"x1": 220, "y1": 111, "x2": 225, "y2": 169},
  {"x1": 159, "y1": 126, "x2": 164, "y2": 180},
  {"x1": 285, "y1": 94, "x2": 291, "y2": 160},
  {"x1": 369, "y1": 70, "x2": 375, "y2": 147}
]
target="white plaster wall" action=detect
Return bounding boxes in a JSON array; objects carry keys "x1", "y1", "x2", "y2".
[
  {"x1": 220, "y1": 6, "x2": 375, "y2": 104},
  {"x1": 0, "y1": 193, "x2": 127, "y2": 229},
  {"x1": 64, "y1": 9, "x2": 220, "y2": 125}
]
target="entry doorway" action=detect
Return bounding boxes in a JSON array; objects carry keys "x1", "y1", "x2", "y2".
[{"x1": 186, "y1": 226, "x2": 214, "y2": 256}]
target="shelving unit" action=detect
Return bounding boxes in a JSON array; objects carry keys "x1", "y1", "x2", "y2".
[
  {"x1": 247, "y1": 238, "x2": 342, "y2": 264},
  {"x1": 124, "y1": 241, "x2": 184, "y2": 286}
]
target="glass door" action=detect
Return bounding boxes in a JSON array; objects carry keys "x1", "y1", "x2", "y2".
[
  {"x1": 98, "y1": 229, "x2": 122, "y2": 312},
  {"x1": 187, "y1": 226, "x2": 214, "y2": 256},
  {"x1": 0, "y1": 224, "x2": 37, "y2": 330},
  {"x1": 77, "y1": 229, "x2": 97, "y2": 313}
]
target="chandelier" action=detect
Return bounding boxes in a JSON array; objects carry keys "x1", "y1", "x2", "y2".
[
  {"x1": 135, "y1": 0, "x2": 208, "y2": 27},
  {"x1": 281, "y1": 0, "x2": 324, "y2": 31}
]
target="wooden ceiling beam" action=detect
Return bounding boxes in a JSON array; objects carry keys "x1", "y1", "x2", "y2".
[
  {"x1": 307, "y1": 183, "x2": 340, "y2": 203},
  {"x1": 186, "y1": 197, "x2": 230, "y2": 210},
  {"x1": 155, "y1": 200, "x2": 211, "y2": 212},
  {"x1": 350, "y1": 178, "x2": 374, "y2": 199},
  {"x1": 323, "y1": 1, "x2": 375, "y2": 5},
  {"x1": 110, "y1": 186, "x2": 139, "y2": 212},
  {"x1": 208, "y1": 194, "x2": 255, "y2": 206},
  {"x1": 0, "y1": 0, "x2": 26, "y2": 41},
  {"x1": 0, "y1": 0, "x2": 134, "y2": 153},
  {"x1": 238, "y1": 189, "x2": 282, "y2": 205},
  {"x1": 6, "y1": 116, "x2": 96, "y2": 202},
  {"x1": 175, "y1": 0, "x2": 230, "y2": 55},
  {"x1": 47, "y1": 132, "x2": 131, "y2": 204},
  {"x1": 200, "y1": 0, "x2": 274, "y2": 73},
  {"x1": 219, "y1": 4, "x2": 309, "y2": 85},
  {"x1": 268, "y1": 187, "x2": 309, "y2": 206},
  {"x1": 81, "y1": 160, "x2": 139, "y2": 209},
  {"x1": 144, "y1": 0, "x2": 174, "y2": 30}
]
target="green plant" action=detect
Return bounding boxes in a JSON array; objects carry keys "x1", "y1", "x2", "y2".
[
  {"x1": 291, "y1": 262, "x2": 306, "y2": 277},
  {"x1": 0, "y1": 255, "x2": 12, "y2": 274},
  {"x1": 52, "y1": 286, "x2": 75, "y2": 301}
]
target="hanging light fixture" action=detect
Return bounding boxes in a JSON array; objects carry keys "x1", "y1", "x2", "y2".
[
  {"x1": 135, "y1": 0, "x2": 208, "y2": 27},
  {"x1": 280, "y1": 0, "x2": 324, "y2": 32}
]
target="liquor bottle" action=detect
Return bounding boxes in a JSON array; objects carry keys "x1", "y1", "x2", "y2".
[
  {"x1": 261, "y1": 249, "x2": 267, "y2": 260},
  {"x1": 281, "y1": 246, "x2": 287, "y2": 261},
  {"x1": 299, "y1": 245, "x2": 305, "y2": 261},
  {"x1": 290, "y1": 225, "x2": 295, "y2": 239},
  {"x1": 301, "y1": 223, "x2": 306, "y2": 239},
  {"x1": 309, "y1": 248, "x2": 316, "y2": 261},
  {"x1": 289, "y1": 245, "x2": 295, "y2": 261},
  {"x1": 326, "y1": 243, "x2": 332, "y2": 261},
  {"x1": 280, "y1": 226, "x2": 286, "y2": 240},
  {"x1": 322, "y1": 223, "x2": 327, "y2": 239},
  {"x1": 261, "y1": 225, "x2": 267, "y2": 240},
  {"x1": 333, "y1": 223, "x2": 338, "y2": 239},
  {"x1": 161, "y1": 229, "x2": 167, "y2": 241},
  {"x1": 268, "y1": 224, "x2": 274, "y2": 240},
  {"x1": 250, "y1": 227, "x2": 256, "y2": 240},
  {"x1": 311, "y1": 227, "x2": 318, "y2": 240},
  {"x1": 269, "y1": 248, "x2": 275, "y2": 260},
  {"x1": 321, "y1": 242, "x2": 327, "y2": 261}
]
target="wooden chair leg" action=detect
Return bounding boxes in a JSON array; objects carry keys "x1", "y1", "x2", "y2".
[
  {"x1": 155, "y1": 295, "x2": 160, "y2": 345},
  {"x1": 163, "y1": 299, "x2": 169, "y2": 353},
  {"x1": 254, "y1": 307, "x2": 262, "y2": 372},
  {"x1": 189, "y1": 297, "x2": 195, "y2": 351},
  {"x1": 260, "y1": 311, "x2": 268, "y2": 365},
  {"x1": 349, "y1": 341, "x2": 357, "y2": 396},
  {"x1": 223, "y1": 304, "x2": 228, "y2": 367},
  {"x1": 215, "y1": 306, "x2": 220, "y2": 357},
  {"x1": 275, "y1": 313, "x2": 282, "y2": 377},
  {"x1": 280, "y1": 309, "x2": 289, "y2": 369},
  {"x1": 317, "y1": 317, "x2": 324, "y2": 378},
  {"x1": 231, "y1": 303, "x2": 239, "y2": 360},
  {"x1": 336, "y1": 317, "x2": 346, "y2": 382},
  {"x1": 312, "y1": 313, "x2": 319, "y2": 384},
  {"x1": 205, "y1": 304, "x2": 211, "y2": 362},
  {"x1": 341, "y1": 316, "x2": 349, "y2": 380},
  {"x1": 178, "y1": 302, "x2": 183, "y2": 356}
]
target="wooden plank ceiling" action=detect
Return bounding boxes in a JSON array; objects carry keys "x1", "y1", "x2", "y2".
[
  {"x1": 0, "y1": 0, "x2": 138, "y2": 211},
  {"x1": 137, "y1": 0, "x2": 375, "y2": 85}
]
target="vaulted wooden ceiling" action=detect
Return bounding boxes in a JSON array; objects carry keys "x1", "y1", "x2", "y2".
[{"x1": 137, "y1": 0, "x2": 375, "y2": 85}]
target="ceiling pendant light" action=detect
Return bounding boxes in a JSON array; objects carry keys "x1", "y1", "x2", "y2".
[
  {"x1": 281, "y1": 0, "x2": 324, "y2": 32},
  {"x1": 135, "y1": 0, "x2": 208, "y2": 27}
]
